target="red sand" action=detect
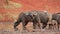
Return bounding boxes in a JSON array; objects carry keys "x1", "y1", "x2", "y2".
[{"x1": 0, "y1": 0, "x2": 60, "y2": 22}]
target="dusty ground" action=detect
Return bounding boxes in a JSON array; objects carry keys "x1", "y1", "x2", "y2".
[{"x1": 0, "y1": 22, "x2": 60, "y2": 34}]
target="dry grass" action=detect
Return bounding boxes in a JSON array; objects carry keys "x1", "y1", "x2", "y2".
[{"x1": 0, "y1": 22, "x2": 60, "y2": 34}]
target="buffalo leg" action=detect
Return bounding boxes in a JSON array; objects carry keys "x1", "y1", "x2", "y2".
[
  {"x1": 32, "y1": 21, "x2": 38, "y2": 32},
  {"x1": 22, "y1": 21, "x2": 28, "y2": 30},
  {"x1": 49, "y1": 24, "x2": 53, "y2": 29},
  {"x1": 14, "y1": 21, "x2": 20, "y2": 31},
  {"x1": 33, "y1": 23, "x2": 37, "y2": 29},
  {"x1": 42, "y1": 23, "x2": 47, "y2": 29},
  {"x1": 37, "y1": 23, "x2": 40, "y2": 29},
  {"x1": 58, "y1": 24, "x2": 59, "y2": 31}
]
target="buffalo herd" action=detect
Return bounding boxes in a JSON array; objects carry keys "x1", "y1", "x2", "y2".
[{"x1": 14, "y1": 10, "x2": 60, "y2": 32}]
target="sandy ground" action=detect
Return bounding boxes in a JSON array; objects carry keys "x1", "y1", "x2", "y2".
[{"x1": 0, "y1": 22, "x2": 60, "y2": 34}]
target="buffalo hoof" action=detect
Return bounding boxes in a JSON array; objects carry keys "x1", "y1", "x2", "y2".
[
  {"x1": 32, "y1": 30, "x2": 36, "y2": 32},
  {"x1": 41, "y1": 29, "x2": 45, "y2": 31},
  {"x1": 14, "y1": 28, "x2": 18, "y2": 31},
  {"x1": 32, "y1": 29, "x2": 37, "y2": 32},
  {"x1": 21, "y1": 29, "x2": 29, "y2": 33}
]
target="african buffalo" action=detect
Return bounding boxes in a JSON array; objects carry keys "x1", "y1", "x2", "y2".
[
  {"x1": 31, "y1": 10, "x2": 49, "y2": 29},
  {"x1": 52, "y1": 13, "x2": 60, "y2": 30},
  {"x1": 48, "y1": 13, "x2": 60, "y2": 30},
  {"x1": 14, "y1": 11, "x2": 40, "y2": 31},
  {"x1": 38, "y1": 11, "x2": 49, "y2": 29}
]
